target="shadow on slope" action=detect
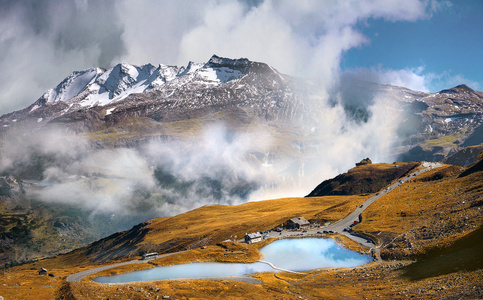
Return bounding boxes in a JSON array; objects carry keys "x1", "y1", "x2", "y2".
[
  {"x1": 400, "y1": 225, "x2": 483, "y2": 281},
  {"x1": 458, "y1": 150, "x2": 483, "y2": 178},
  {"x1": 306, "y1": 161, "x2": 420, "y2": 197}
]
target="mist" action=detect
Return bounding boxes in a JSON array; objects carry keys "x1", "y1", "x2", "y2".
[
  {"x1": 0, "y1": 0, "x2": 440, "y2": 233},
  {"x1": 0, "y1": 0, "x2": 443, "y2": 116},
  {"x1": 0, "y1": 81, "x2": 404, "y2": 222}
]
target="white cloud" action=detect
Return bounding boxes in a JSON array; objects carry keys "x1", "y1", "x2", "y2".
[
  {"x1": 0, "y1": 0, "x2": 443, "y2": 116},
  {"x1": 344, "y1": 64, "x2": 482, "y2": 94},
  {"x1": 0, "y1": 0, "x2": 452, "y2": 217},
  {"x1": 175, "y1": 0, "x2": 438, "y2": 84},
  {"x1": 424, "y1": 71, "x2": 481, "y2": 92},
  {"x1": 346, "y1": 66, "x2": 430, "y2": 92},
  {"x1": 114, "y1": 0, "x2": 207, "y2": 66},
  {"x1": 0, "y1": 0, "x2": 124, "y2": 115}
]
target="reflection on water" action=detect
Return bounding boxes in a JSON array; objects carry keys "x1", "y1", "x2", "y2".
[
  {"x1": 262, "y1": 238, "x2": 371, "y2": 271},
  {"x1": 94, "y1": 238, "x2": 372, "y2": 283},
  {"x1": 94, "y1": 262, "x2": 272, "y2": 283}
]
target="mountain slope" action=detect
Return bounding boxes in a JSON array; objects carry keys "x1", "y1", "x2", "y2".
[
  {"x1": 354, "y1": 159, "x2": 483, "y2": 260},
  {"x1": 395, "y1": 84, "x2": 483, "y2": 162},
  {"x1": 4, "y1": 158, "x2": 482, "y2": 300},
  {"x1": 306, "y1": 161, "x2": 419, "y2": 196},
  {"x1": 0, "y1": 55, "x2": 482, "y2": 266},
  {"x1": 1, "y1": 55, "x2": 482, "y2": 164},
  {"x1": 33, "y1": 156, "x2": 483, "y2": 268},
  {"x1": 41, "y1": 195, "x2": 365, "y2": 265},
  {"x1": 0, "y1": 55, "x2": 306, "y2": 134}
]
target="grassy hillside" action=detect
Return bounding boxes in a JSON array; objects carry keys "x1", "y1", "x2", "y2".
[
  {"x1": 34, "y1": 195, "x2": 366, "y2": 267},
  {"x1": 355, "y1": 164, "x2": 483, "y2": 259},
  {"x1": 306, "y1": 161, "x2": 420, "y2": 196},
  {"x1": 0, "y1": 198, "x2": 106, "y2": 266},
  {"x1": 2, "y1": 160, "x2": 482, "y2": 299}
]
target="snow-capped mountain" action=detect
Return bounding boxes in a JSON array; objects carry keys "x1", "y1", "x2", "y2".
[
  {"x1": 394, "y1": 84, "x2": 483, "y2": 161},
  {"x1": 0, "y1": 55, "x2": 306, "y2": 132},
  {"x1": 23, "y1": 56, "x2": 254, "y2": 116},
  {"x1": 35, "y1": 56, "x2": 248, "y2": 110},
  {"x1": 1, "y1": 55, "x2": 482, "y2": 163}
]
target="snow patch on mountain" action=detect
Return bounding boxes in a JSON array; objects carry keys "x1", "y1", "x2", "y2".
[
  {"x1": 198, "y1": 67, "x2": 244, "y2": 83},
  {"x1": 32, "y1": 55, "x2": 250, "y2": 112},
  {"x1": 44, "y1": 68, "x2": 100, "y2": 104}
]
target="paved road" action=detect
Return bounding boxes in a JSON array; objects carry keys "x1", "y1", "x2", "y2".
[
  {"x1": 66, "y1": 260, "x2": 147, "y2": 282},
  {"x1": 66, "y1": 252, "x2": 181, "y2": 282},
  {"x1": 67, "y1": 162, "x2": 443, "y2": 282},
  {"x1": 262, "y1": 162, "x2": 443, "y2": 248}
]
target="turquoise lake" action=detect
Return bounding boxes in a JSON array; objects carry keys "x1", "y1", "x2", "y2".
[{"x1": 94, "y1": 238, "x2": 371, "y2": 283}]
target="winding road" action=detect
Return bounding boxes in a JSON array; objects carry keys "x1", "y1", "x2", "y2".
[
  {"x1": 66, "y1": 252, "x2": 179, "y2": 282},
  {"x1": 326, "y1": 162, "x2": 442, "y2": 234},
  {"x1": 67, "y1": 162, "x2": 442, "y2": 282},
  {"x1": 262, "y1": 161, "x2": 443, "y2": 260}
]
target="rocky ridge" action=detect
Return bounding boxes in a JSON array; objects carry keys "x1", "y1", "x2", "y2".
[
  {"x1": 0, "y1": 56, "x2": 482, "y2": 163},
  {"x1": 0, "y1": 55, "x2": 309, "y2": 133}
]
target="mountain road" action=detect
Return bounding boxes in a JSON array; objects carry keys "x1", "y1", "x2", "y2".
[
  {"x1": 262, "y1": 162, "x2": 443, "y2": 250},
  {"x1": 67, "y1": 162, "x2": 443, "y2": 282}
]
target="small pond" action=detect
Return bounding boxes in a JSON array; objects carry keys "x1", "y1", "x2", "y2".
[{"x1": 94, "y1": 238, "x2": 371, "y2": 283}]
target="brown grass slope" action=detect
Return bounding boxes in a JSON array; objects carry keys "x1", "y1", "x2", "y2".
[
  {"x1": 38, "y1": 195, "x2": 365, "y2": 267},
  {"x1": 306, "y1": 161, "x2": 420, "y2": 196},
  {"x1": 354, "y1": 162, "x2": 483, "y2": 260},
  {"x1": 3, "y1": 160, "x2": 483, "y2": 299},
  {"x1": 458, "y1": 149, "x2": 483, "y2": 178}
]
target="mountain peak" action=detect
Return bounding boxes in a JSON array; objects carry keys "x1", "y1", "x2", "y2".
[
  {"x1": 454, "y1": 84, "x2": 475, "y2": 92},
  {"x1": 205, "y1": 55, "x2": 252, "y2": 73},
  {"x1": 0, "y1": 56, "x2": 266, "y2": 129},
  {"x1": 439, "y1": 84, "x2": 476, "y2": 94}
]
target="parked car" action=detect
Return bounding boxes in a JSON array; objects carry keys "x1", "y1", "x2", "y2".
[
  {"x1": 328, "y1": 230, "x2": 334, "y2": 234},
  {"x1": 317, "y1": 231, "x2": 322, "y2": 234},
  {"x1": 343, "y1": 227, "x2": 351, "y2": 232},
  {"x1": 302, "y1": 230, "x2": 307, "y2": 233}
]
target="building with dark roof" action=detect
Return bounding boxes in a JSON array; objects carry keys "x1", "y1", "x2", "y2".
[
  {"x1": 245, "y1": 232, "x2": 262, "y2": 244},
  {"x1": 286, "y1": 217, "x2": 310, "y2": 229}
]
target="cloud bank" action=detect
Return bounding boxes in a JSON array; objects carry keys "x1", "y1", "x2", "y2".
[
  {"x1": 0, "y1": 125, "x2": 269, "y2": 218},
  {"x1": 0, "y1": 0, "x2": 450, "y2": 116},
  {"x1": 0, "y1": 0, "x2": 450, "y2": 232}
]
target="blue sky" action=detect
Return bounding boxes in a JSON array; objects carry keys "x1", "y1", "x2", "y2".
[
  {"x1": 0, "y1": 0, "x2": 482, "y2": 115},
  {"x1": 342, "y1": 0, "x2": 483, "y2": 92}
]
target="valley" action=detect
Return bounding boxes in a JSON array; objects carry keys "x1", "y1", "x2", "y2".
[
  {"x1": 0, "y1": 156, "x2": 481, "y2": 299},
  {"x1": 0, "y1": 55, "x2": 482, "y2": 299},
  {"x1": 1, "y1": 0, "x2": 483, "y2": 296}
]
